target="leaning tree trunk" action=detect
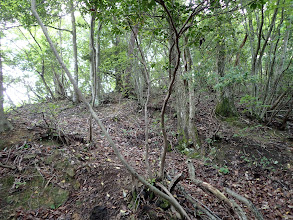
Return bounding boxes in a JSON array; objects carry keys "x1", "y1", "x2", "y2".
[
  {"x1": 0, "y1": 34, "x2": 13, "y2": 133},
  {"x1": 52, "y1": 65, "x2": 66, "y2": 98},
  {"x1": 37, "y1": 61, "x2": 55, "y2": 100}
]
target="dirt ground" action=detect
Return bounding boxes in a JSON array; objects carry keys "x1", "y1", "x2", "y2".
[{"x1": 0, "y1": 95, "x2": 292, "y2": 219}]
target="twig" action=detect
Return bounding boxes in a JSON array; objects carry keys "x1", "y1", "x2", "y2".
[
  {"x1": 44, "y1": 176, "x2": 54, "y2": 190},
  {"x1": 5, "y1": 147, "x2": 13, "y2": 163}
]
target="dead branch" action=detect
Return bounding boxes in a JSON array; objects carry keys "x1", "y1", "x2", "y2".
[
  {"x1": 179, "y1": 185, "x2": 221, "y2": 220},
  {"x1": 187, "y1": 160, "x2": 247, "y2": 219},
  {"x1": 225, "y1": 188, "x2": 264, "y2": 220}
]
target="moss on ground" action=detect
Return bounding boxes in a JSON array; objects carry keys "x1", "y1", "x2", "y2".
[{"x1": 0, "y1": 175, "x2": 69, "y2": 211}]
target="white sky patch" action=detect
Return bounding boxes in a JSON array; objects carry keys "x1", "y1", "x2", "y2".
[
  {"x1": 3, "y1": 65, "x2": 37, "y2": 108},
  {"x1": 2, "y1": 27, "x2": 39, "y2": 108}
]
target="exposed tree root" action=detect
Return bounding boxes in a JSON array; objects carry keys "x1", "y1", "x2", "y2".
[{"x1": 225, "y1": 187, "x2": 264, "y2": 220}]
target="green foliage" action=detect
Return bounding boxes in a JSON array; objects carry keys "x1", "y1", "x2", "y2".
[
  {"x1": 240, "y1": 95, "x2": 270, "y2": 117},
  {"x1": 218, "y1": 166, "x2": 229, "y2": 174},
  {"x1": 249, "y1": 0, "x2": 267, "y2": 10},
  {"x1": 240, "y1": 154, "x2": 278, "y2": 170}
]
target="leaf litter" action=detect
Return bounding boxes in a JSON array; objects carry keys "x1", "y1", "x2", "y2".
[{"x1": 0, "y1": 97, "x2": 292, "y2": 219}]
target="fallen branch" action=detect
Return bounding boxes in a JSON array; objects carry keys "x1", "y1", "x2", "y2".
[
  {"x1": 225, "y1": 188, "x2": 264, "y2": 220},
  {"x1": 187, "y1": 160, "x2": 247, "y2": 220},
  {"x1": 179, "y1": 185, "x2": 221, "y2": 220}
]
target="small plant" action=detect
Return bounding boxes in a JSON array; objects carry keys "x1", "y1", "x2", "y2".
[
  {"x1": 14, "y1": 181, "x2": 26, "y2": 189},
  {"x1": 206, "y1": 138, "x2": 214, "y2": 145},
  {"x1": 218, "y1": 166, "x2": 229, "y2": 174}
]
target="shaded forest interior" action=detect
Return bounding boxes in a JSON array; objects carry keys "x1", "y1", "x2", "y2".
[{"x1": 0, "y1": 0, "x2": 292, "y2": 219}]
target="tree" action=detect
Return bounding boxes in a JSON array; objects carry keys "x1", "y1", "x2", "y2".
[
  {"x1": 71, "y1": 0, "x2": 80, "y2": 103},
  {"x1": 31, "y1": 0, "x2": 191, "y2": 218},
  {"x1": 0, "y1": 32, "x2": 13, "y2": 133}
]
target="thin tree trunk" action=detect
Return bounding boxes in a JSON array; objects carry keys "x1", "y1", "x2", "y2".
[
  {"x1": 89, "y1": 11, "x2": 97, "y2": 106},
  {"x1": 95, "y1": 21, "x2": 102, "y2": 104},
  {"x1": 114, "y1": 36, "x2": 122, "y2": 92},
  {"x1": 52, "y1": 65, "x2": 66, "y2": 98},
  {"x1": 123, "y1": 24, "x2": 138, "y2": 97},
  {"x1": 130, "y1": 24, "x2": 152, "y2": 179},
  {"x1": 71, "y1": 0, "x2": 80, "y2": 103},
  {"x1": 234, "y1": 34, "x2": 248, "y2": 67},
  {"x1": 58, "y1": 17, "x2": 66, "y2": 98}
]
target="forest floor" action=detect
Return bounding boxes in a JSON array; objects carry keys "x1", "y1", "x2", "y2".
[{"x1": 0, "y1": 93, "x2": 292, "y2": 220}]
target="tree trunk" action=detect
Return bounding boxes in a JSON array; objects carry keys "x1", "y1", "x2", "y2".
[
  {"x1": 95, "y1": 21, "x2": 103, "y2": 104},
  {"x1": 71, "y1": 0, "x2": 80, "y2": 103},
  {"x1": 184, "y1": 36, "x2": 201, "y2": 149},
  {"x1": 58, "y1": 17, "x2": 67, "y2": 99},
  {"x1": 0, "y1": 34, "x2": 13, "y2": 133},
  {"x1": 52, "y1": 65, "x2": 66, "y2": 98},
  {"x1": 114, "y1": 36, "x2": 122, "y2": 93},
  {"x1": 123, "y1": 24, "x2": 138, "y2": 97},
  {"x1": 130, "y1": 23, "x2": 152, "y2": 178},
  {"x1": 89, "y1": 11, "x2": 97, "y2": 106},
  {"x1": 215, "y1": 40, "x2": 235, "y2": 117}
]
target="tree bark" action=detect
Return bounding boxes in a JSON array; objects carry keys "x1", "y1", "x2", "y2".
[{"x1": 184, "y1": 36, "x2": 201, "y2": 149}]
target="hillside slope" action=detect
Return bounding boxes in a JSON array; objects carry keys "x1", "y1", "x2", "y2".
[{"x1": 0, "y1": 97, "x2": 292, "y2": 219}]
